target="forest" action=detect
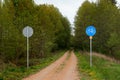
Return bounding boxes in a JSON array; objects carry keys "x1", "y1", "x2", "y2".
[
  {"x1": 74, "y1": 0, "x2": 120, "y2": 59},
  {"x1": 0, "y1": 0, "x2": 120, "y2": 79},
  {"x1": 0, "y1": 0, "x2": 71, "y2": 66}
]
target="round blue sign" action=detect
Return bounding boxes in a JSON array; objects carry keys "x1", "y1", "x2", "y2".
[{"x1": 86, "y1": 26, "x2": 96, "y2": 36}]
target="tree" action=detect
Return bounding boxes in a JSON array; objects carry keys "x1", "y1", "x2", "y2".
[
  {"x1": 0, "y1": 0, "x2": 71, "y2": 66},
  {"x1": 74, "y1": 0, "x2": 120, "y2": 59},
  {"x1": 74, "y1": 1, "x2": 96, "y2": 50},
  {"x1": 107, "y1": 32, "x2": 120, "y2": 57}
]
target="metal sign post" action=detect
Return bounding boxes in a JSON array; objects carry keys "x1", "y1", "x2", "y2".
[
  {"x1": 27, "y1": 35, "x2": 29, "y2": 68},
  {"x1": 90, "y1": 36, "x2": 92, "y2": 67},
  {"x1": 86, "y1": 26, "x2": 96, "y2": 67},
  {"x1": 23, "y1": 26, "x2": 33, "y2": 69}
]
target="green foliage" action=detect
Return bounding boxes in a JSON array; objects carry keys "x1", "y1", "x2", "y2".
[
  {"x1": 102, "y1": 0, "x2": 117, "y2": 5},
  {"x1": 107, "y1": 32, "x2": 120, "y2": 58},
  {"x1": 74, "y1": 0, "x2": 120, "y2": 59},
  {"x1": 107, "y1": 32, "x2": 120, "y2": 47},
  {"x1": 74, "y1": 1, "x2": 96, "y2": 50},
  {"x1": 0, "y1": 0, "x2": 71, "y2": 66}
]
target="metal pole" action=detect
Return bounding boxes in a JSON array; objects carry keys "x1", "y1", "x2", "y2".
[
  {"x1": 90, "y1": 36, "x2": 92, "y2": 67},
  {"x1": 27, "y1": 28, "x2": 29, "y2": 69}
]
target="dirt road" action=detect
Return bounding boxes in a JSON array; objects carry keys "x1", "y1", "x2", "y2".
[{"x1": 23, "y1": 51, "x2": 80, "y2": 80}]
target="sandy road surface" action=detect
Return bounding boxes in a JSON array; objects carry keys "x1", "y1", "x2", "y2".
[{"x1": 23, "y1": 51, "x2": 80, "y2": 80}]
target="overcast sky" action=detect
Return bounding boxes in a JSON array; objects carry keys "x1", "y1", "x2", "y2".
[{"x1": 34, "y1": 0, "x2": 120, "y2": 25}]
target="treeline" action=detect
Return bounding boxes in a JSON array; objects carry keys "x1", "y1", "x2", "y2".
[
  {"x1": 0, "y1": 0, "x2": 71, "y2": 65},
  {"x1": 74, "y1": 0, "x2": 120, "y2": 59}
]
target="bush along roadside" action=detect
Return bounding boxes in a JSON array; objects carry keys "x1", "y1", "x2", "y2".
[
  {"x1": 75, "y1": 51, "x2": 120, "y2": 80},
  {"x1": 0, "y1": 51, "x2": 65, "y2": 80}
]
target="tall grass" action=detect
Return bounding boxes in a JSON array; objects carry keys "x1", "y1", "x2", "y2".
[
  {"x1": 76, "y1": 52, "x2": 120, "y2": 80},
  {"x1": 0, "y1": 51, "x2": 65, "y2": 80}
]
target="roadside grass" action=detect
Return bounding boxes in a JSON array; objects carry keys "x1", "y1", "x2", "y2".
[
  {"x1": 0, "y1": 51, "x2": 65, "y2": 80},
  {"x1": 76, "y1": 51, "x2": 120, "y2": 80}
]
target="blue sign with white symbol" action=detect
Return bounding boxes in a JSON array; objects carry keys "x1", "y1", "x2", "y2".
[{"x1": 86, "y1": 26, "x2": 96, "y2": 36}]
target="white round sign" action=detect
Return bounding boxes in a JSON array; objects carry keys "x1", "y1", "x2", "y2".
[{"x1": 23, "y1": 26, "x2": 33, "y2": 38}]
